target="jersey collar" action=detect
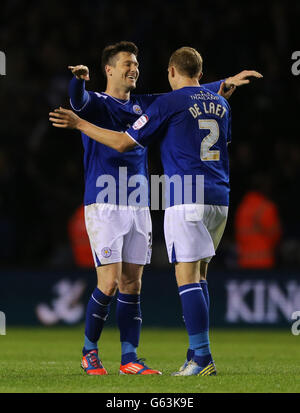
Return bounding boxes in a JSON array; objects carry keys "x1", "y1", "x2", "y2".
[{"x1": 102, "y1": 93, "x2": 130, "y2": 105}]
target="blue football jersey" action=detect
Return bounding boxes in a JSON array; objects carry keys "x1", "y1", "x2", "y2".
[
  {"x1": 126, "y1": 86, "x2": 231, "y2": 206},
  {"x1": 71, "y1": 91, "x2": 158, "y2": 206},
  {"x1": 70, "y1": 80, "x2": 224, "y2": 206}
]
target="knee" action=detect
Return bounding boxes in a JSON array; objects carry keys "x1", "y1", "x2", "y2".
[
  {"x1": 119, "y1": 277, "x2": 142, "y2": 295},
  {"x1": 97, "y1": 279, "x2": 118, "y2": 296}
]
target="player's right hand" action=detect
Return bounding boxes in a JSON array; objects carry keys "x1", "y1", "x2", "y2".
[
  {"x1": 49, "y1": 107, "x2": 82, "y2": 129},
  {"x1": 68, "y1": 65, "x2": 90, "y2": 81}
]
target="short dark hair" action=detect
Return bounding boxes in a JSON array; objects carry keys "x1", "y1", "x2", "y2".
[
  {"x1": 169, "y1": 47, "x2": 203, "y2": 78},
  {"x1": 101, "y1": 41, "x2": 138, "y2": 76}
]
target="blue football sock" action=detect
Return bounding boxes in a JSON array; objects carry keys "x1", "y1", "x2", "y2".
[
  {"x1": 186, "y1": 348, "x2": 194, "y2": 362},
  {"x1": 179, "y1": 283, "x2": 211, "y2": 366},
  {"x1": 200, "y1": 280, "x2": 210, "y2": 309},
  {"x1": 186, "y1": 280, "x2": 210, "y2": 361},
  {"x1": 83, "y1": 288, "x2": 113, "y2": 355},
  {"x1": 116, "y1": 292, "x2": 142, "y2": 365},
  {"x1": 193, "y1": 353, "x2": 213, "y2": 367}
]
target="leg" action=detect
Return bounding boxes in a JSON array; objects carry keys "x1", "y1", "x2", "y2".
[
  {"x1": 81, "y1": 263, "x2": 121, "y2": 375},
  {"x1": 175, "y1": 261, "x2": 200, "y2": 286},
  {"x1": 115, "y1": 208, "x2": 160, "y2": 375},
  {"x1": 173, "y1": 261, "x2": 216, "y2": 376},
  {"x1": 97, "y1": 262, "x2": 121, "y2": 295},
  {"x1": 184, "y1": 260, "x2": 210, "y2": 364},
  {"x1": 117, "y1": 262, "x2": 143, "y2": 363},
  {"x1": 199, "y1": 260, "x2": 208, "y2": 281},
  {"x1": 118, "y1": 262, "x2": 143, "y2": 294},
  {"x1": 116, "y1": 262, "x2": 161, "y2": 375},
  {"x1": 199, "y1": 260, "x2": 210, "y2": 312},
  {"x1": 83, "y1": 203, "x2": 123, "y2": 353},
  {"x1": 84, "y1": 262, "x2": 121, "y2": 349}
]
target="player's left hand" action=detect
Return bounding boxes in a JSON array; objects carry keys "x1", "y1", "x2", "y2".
[
  {"x1": 218, "y1": 82, "x2": 236, "y2": 100},
  {"x1": 49, "y1": 107, "x2": 81, "y2": 129},
  {"x1": 225, "y1": 70, "x2": 263, "y2": 88}
]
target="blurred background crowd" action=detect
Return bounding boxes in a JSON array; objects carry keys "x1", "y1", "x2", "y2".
[{"x1": 1, "y1": 0, "x2": 299, "y2": 270}]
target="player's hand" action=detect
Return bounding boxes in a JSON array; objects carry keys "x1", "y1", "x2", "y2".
[
  {"x1": 224, "y1": 70, "x2": 263, "y2": 88},
  {"x1": 218, "y1": 82, "x2": 236, "y2": 100},
  {"x1": 49, "y1": 107, "x2": 82, "y2": 129},
  {"x1": 68, "y1": 65, "x2": 90, "y2": 81}
]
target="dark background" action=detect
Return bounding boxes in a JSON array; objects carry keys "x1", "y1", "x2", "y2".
[{"x1": 1, "y1": 0, "x2": 300, "y2": 270}]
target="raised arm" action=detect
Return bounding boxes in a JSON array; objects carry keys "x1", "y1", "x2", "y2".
[
  {"x1": 68, "y1": 65, "x2": 90, "y2": 111},
  {"x1": 49, "y1": 108, "x2": 135, "y2": 153}
]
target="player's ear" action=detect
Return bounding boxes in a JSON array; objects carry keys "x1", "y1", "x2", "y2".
[
  {"x1": 198, "y1": 72, "x2": 203, "y2": 81},
  {"x1": 170, "y1": 66, "x2": 176, "y2": 78},
  {"x1": 105, "y1": 64, "x2": 113, "y2": 77}
]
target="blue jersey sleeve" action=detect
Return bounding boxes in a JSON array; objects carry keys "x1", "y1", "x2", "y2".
[
  {"x1": 69, "y1": 76, "x2": 90, "y2": 111},
  {"x1": 202, "y1": 80, "x2": 225, "y2": 94},
  {"x1": 126, "y1": 95, "x2": 171, "y2": 148}
]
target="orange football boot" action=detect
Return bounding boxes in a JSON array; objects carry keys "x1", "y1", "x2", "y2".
[
  {"x1": 119, "y1": 358, "x2": 161, "y2": 375},
  {"x1": 81, "y1": 349, "x2": 108, "y2": 375}
]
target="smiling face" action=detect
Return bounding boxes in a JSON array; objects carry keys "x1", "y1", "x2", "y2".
[{"x1": 105, "y1": 52, "x2": 139, "y2": 92}]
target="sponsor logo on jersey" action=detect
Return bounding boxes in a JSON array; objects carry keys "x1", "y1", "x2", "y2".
[
  {"x1": 132, "y1": 114, "x2": 149, "y2": 130},
  {"x1": 190, "y1": 91, "x2": 219, "y2": 101},
  {"x1": 101, "y1": 247, "x2": 112, "y2": 258},
  {"x1": 133, "y1": 104, "x2": 142, "y2": 114}
]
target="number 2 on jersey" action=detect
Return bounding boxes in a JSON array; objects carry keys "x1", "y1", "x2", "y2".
[{"x1": 199, "y1": 119, "x2": 220, "y2": 161}]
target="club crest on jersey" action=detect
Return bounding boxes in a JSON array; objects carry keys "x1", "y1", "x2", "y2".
[
  {"x1": 133, "y1": 104, "x2": 142, "y2": 115},
  {"x1": 132, "y1": 114, "x2": 149, "y2": 130},
  {"x1": 101, "y1": 247, "x2": 112, "y2": 258}
]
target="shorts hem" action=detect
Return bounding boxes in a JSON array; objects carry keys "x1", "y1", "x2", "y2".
[
  {"x1": 168, "y1": 254, "x2": 215, "y2": 263},
  {"x1": 94, "y1": 258, "x2": 122, "y2": 267},
  {"x1": 122, "y1": 257, "x2": 149, "y2": 265}
]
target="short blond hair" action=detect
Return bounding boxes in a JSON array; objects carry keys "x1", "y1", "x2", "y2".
[{"x1": 169, "y1": 47, "x2": 203, "y2": 78}]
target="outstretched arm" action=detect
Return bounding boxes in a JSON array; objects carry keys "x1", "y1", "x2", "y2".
[
  {"x1": 225, "y1": 70, "x2": 263, "y2": 88},
  {"x1": 49, "y1": 108, "x2": 135, "y2": 152},
  {"x1": 204, "y1": 70, "x2": 263, "y2": 97}
]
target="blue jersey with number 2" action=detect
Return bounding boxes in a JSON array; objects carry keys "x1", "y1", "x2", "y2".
[{"x1": 126, "y1": 86, "x2": 231, "y2": 206}]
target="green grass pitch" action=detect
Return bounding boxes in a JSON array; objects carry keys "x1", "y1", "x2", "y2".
[{"x1": 0, "y1": 327, "x2": 299, "y2": 393}]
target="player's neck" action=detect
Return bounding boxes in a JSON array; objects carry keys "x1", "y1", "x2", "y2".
[
  {"x1": 104, "y1": 85, "x2": 130, "y2": 101},
  {"x1": 174, "y1": 78, "x2": 200, "y2": 90}
]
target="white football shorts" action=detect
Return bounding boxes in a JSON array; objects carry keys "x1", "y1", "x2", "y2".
[
  {"x1": 84, "y1": 203, "x2": 152, "y2": 266},
  {"x1": 164, "y1": 204, "x2": 228, "y2": 263}
]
